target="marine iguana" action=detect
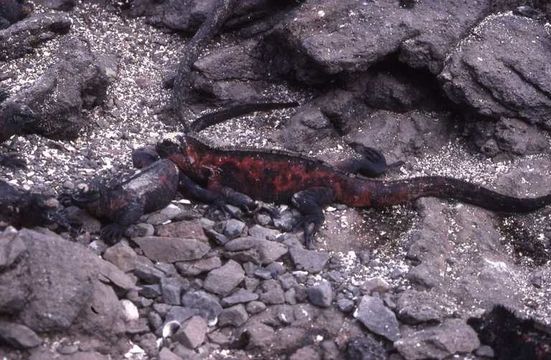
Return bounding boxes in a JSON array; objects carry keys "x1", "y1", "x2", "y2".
[
  {"x1": 0, "y1": 101, "x2": 36, "y2": 168},
  {"x1": 0, "y1": 180, "x2": 59, "y2": 228},
  {"x1": 63, "y1": 159, "x2": 180, "y2": 244},
  {"x1": 155, "y1": 134, "x2": 551, "y2": 248}
]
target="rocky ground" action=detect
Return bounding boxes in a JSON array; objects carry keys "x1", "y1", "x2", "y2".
[{"x1": 1, "y1": 0, "x2": 551, "y2": 359}]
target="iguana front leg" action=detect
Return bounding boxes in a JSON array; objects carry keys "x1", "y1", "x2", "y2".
[
  {"x1": 179, "y1": 173, "x2": 257, "y2": 217},
  {"x1": 339, "y1": 142, "x2": 404, "y2": 177},
  {"x1": 291, "y1": 187, "x2": 335, "y2": 249},
  {"x1": 101, "y1": 200, "x2": 145, "y2": 245}
]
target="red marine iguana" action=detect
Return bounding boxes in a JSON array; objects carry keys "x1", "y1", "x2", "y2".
[{"x1": 155, "y1": 134, "x2": 551, "y2": 248}]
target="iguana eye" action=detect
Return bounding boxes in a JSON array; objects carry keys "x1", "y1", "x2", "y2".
[{"x1": 76, "y1": 183, "x2": 89, "y2": 193}]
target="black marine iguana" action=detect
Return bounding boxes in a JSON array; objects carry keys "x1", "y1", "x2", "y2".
[
  {"x1": 0, "y1": 180, "x2": 59, "y2": 228},
  {"x1": 62, "y1": 159, "x2": 180, "y2": 243},
  {"x1": 154, "y1": 134, "x2": 551, "y2": 248}
]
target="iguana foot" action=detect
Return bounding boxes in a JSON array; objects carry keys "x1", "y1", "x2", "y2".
[
  {"x1": 291, "y1": 187, "x2": 335, "y2": 249},
  {"x1": 346, "y1": 142, "x2": 387, "y2": 177},
  {"x1": 101, "y1": 224, "x2": 126, "y2": 245}
]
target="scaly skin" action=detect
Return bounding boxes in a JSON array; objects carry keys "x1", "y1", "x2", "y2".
[
  {"x1": 70, "y1": 159, "x2": 179, "y2": 243},
  {"x1": 159, "y1": 134, "x2": 551, "y2": 213},
  {"x1": 0, "y1": 180, "x2": 58, "y2": 228}
]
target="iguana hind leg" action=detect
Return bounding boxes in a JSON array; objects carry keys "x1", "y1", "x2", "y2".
[{"x1": 291, "y1": 187, "x2": 335, "y2": 249}]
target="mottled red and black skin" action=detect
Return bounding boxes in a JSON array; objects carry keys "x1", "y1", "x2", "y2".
[
  {"x1": 158, "y1": 134, "x2": 551, "y2": 212},
  {"x1": 0, "y1": 180, "x2": 58, "y2": 228},
  {"x1": 69, "y1": 159, "x2": 179, "y2": 243}
]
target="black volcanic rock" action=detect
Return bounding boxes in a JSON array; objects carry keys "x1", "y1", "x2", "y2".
[{"x1": 440, "y1": 14, "x2": 551, "y2": 129}]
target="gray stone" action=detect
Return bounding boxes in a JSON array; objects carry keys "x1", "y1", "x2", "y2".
[
  {"x1": 103, "y1": 242, "x2": 137, "y2": 272},
  {"x1": 361, "y1": 277, "x2": 391, "y2": 296},
  {"x1": 272, "y1": 208, "x2": 300, "y2": 231},
  {"x1": 133, "y1": 236, "x2": 210, "y2": 263},
  {"x1": 0, "y1": 13, "x2": 71, "y2": 61},
  {"x1": 259, "y1": 279, "x2": 285, "y2": 305},
  {"x1": 355, "y1": 295, "x2": 400, "y2": 342},
  {"x1": 161, "y1": 277, "x2": 183, "y2": 305},
  {"x1": 396, "y1": 290, "x2": 448, "y2": 324},
  {"x1": 133, "y1": 256, "x2": 166, "y2": 283},
  {"x1": 222, "y1": 219, "x2": 247, "y2": 239},
  {"x1": 248, "y1": 225, "x2": 281, "y2": 240},
  {"x1": 246, "y1": 301, "x2": 267, "y2": 314},
  {"x1": 289, "y1": 247, "x2": 330, "y2": 273},
  {"x1": 126, "y1": 223, "x2": 155, "y2": 238},
  {"x1": 146, "y1": 204, "x2": 185, "y2": 225},
  {"x1": 174, "y1": 315, "x2": 207, "y2": 349},
  {"x1": 290, "y1": 346, "x2": 320, "y2": 360},
  {"x1": 139, "y1": 284, "x2": 162, "y2": 299},
  {"x1": 279, "y1": 273, "x2": 298, "y2": 291},
  {"x1": 475, "y1": 345, "x2": 495, "y2": 358},
  {"x1": 225, "y1": 236, "x2": 287, "y2": 265},
  {"x1": 218, "y1": 304, "x2": 249, "y2": 327},
  {"x1": 394, "y1": 319, "x2": 480, "y2": 359},
  {"x1": 0, "y1": 321, "x2": 42, "y2": 349},
  {"x1": 346, "y1": 336, "x2": 386, "y2": 360},
  {"x1": 440, "y1": 14, "x2": 551, "y2": 128},
  {"x1": 203, "y1": 260, "x2": 245, "y2": 296},
  {"x1": 307, "y1": 280, "x2": 333, "y2": 308},
  {"x1": 337, "y1": 298, "x2": 355, "y2": 313},
  {"x1": 0, "y1": 232, "x2": 26, "y2": 270},
  {"x1": 181, "y1": 291, "x2": 223, "y2": 324},
  {"x1": 240, "y1": 321, "x2": 275, "y2": 349},
  {"x1": 159, "y1": 348, "x2": 183, "y2": 360},
  {"x1": 0, "y1": 37, "x2": 112, "y2": 139},
  {"x1": 175, "y1": 256, "x2": 222, "y2": 276},
  {"x1": 0, "y1": 229, "x2": 125, "y2": 335},
  {"x1": 165, "y1": 306, "x2": 195, "y2": 325},
  {"x1": 156, "y1": 219, "x2": 208, "y2": 241},
  {"x1": 221, "y1": 289, "x2": 259, "y2": 307}
]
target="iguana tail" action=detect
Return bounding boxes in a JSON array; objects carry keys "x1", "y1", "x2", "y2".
[
  {"x1": 189, "y1": 101, "x2": 299, "y2": 132},
  {"x1": 368, "y1": 176, "x2": 551, "y2": 213}
]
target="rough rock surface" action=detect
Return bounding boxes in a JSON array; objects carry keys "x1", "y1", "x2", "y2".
[
  {"x1": 440, "y1": 14, "x2": 551, "y2": 129},
  {"x1": 1, "y1": 1, "x2": 551, "y2": 359},
  {"x1": 0, "y1": 228, "x2": 128, "y2": 346},
  {"x1": 0, "y1": 12, "x2": 71, "y2": 61},
  {"x1": 1, "y1": 37, "x2": 113, "y2": 140}
]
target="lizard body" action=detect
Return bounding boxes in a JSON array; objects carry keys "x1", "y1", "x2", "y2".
[{"x1": 157, "y1": 134, "x2": 551, "y2": 247}]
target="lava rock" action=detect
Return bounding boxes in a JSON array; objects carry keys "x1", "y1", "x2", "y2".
[
  {"x1": 218, "y1": 304, "x2": 249, "y2": 327},
  {"x1": 261, "y1": 0, "x2": 493, "y2": 84},
  {"x1": 394, "y1": 319, "x2": 480, "y2": 359},
  {"x1": 203, "y1": 260, "x2": 245, "y2": 296},
  {"x1": 0, "y1": 229, "x2": 127, "y2": 336},
  {"x1": 175, "y1": 256, "x2": 222, "y2": 276},
  {"x1": 354, "y1": 295, "x2": 400, "y2": 342},
  {"x1": 346, "y1": 335, "x2": 386, "y2": 360},
  {"x1": 259, "y1": 279, "x2": 285, "y2": 305},
  {"x1": 174, "y1": 315, "x2": 207, "y2": 349},
  {"x1": 240, "y1": 321, "x2": 276, "y2": 349},
  {"x1": 440, "y1": 14, "x2": 551, "y2": 129},
  {"x1": 133, "y1": 236, "x2": 210, "y2": 263},
  {"x1": 306, "y1": 280, "x2": 333, "y2": 308},
  {"x1": 0, "y1": 321, "x2": 42, "y2": 349},
  {"x1": 289, "y1": 247, "x2": 330, "y2": 273},
  {"x1": 181, "y1": 290, "x2": 223, "y2": 324},
  {"x1": 0, "y1": 12, "x2": 71, "y2": 61},
  {"x1": 1, "y1": 37, "x2": 113, "y2": 140},
  {"x1": 156, "y1": 219, "x2": 208, "y2": 241},
  {"x1": 103, "y1": 242, "x2": 137, "y2": 272},
  {"x1": 221, "y1": 289, "x2": 259, "y2": 307},
  {"x1": 225, "y1": 236, "x2": 288, "y2": 265},
  {"x1": 396, "y1": 290, "x2": 448, "y2": 324}
]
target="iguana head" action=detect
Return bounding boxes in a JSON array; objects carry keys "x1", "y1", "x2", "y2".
[{"x1": 70, "y1": 182, "x2": 102, "y2": 206}]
